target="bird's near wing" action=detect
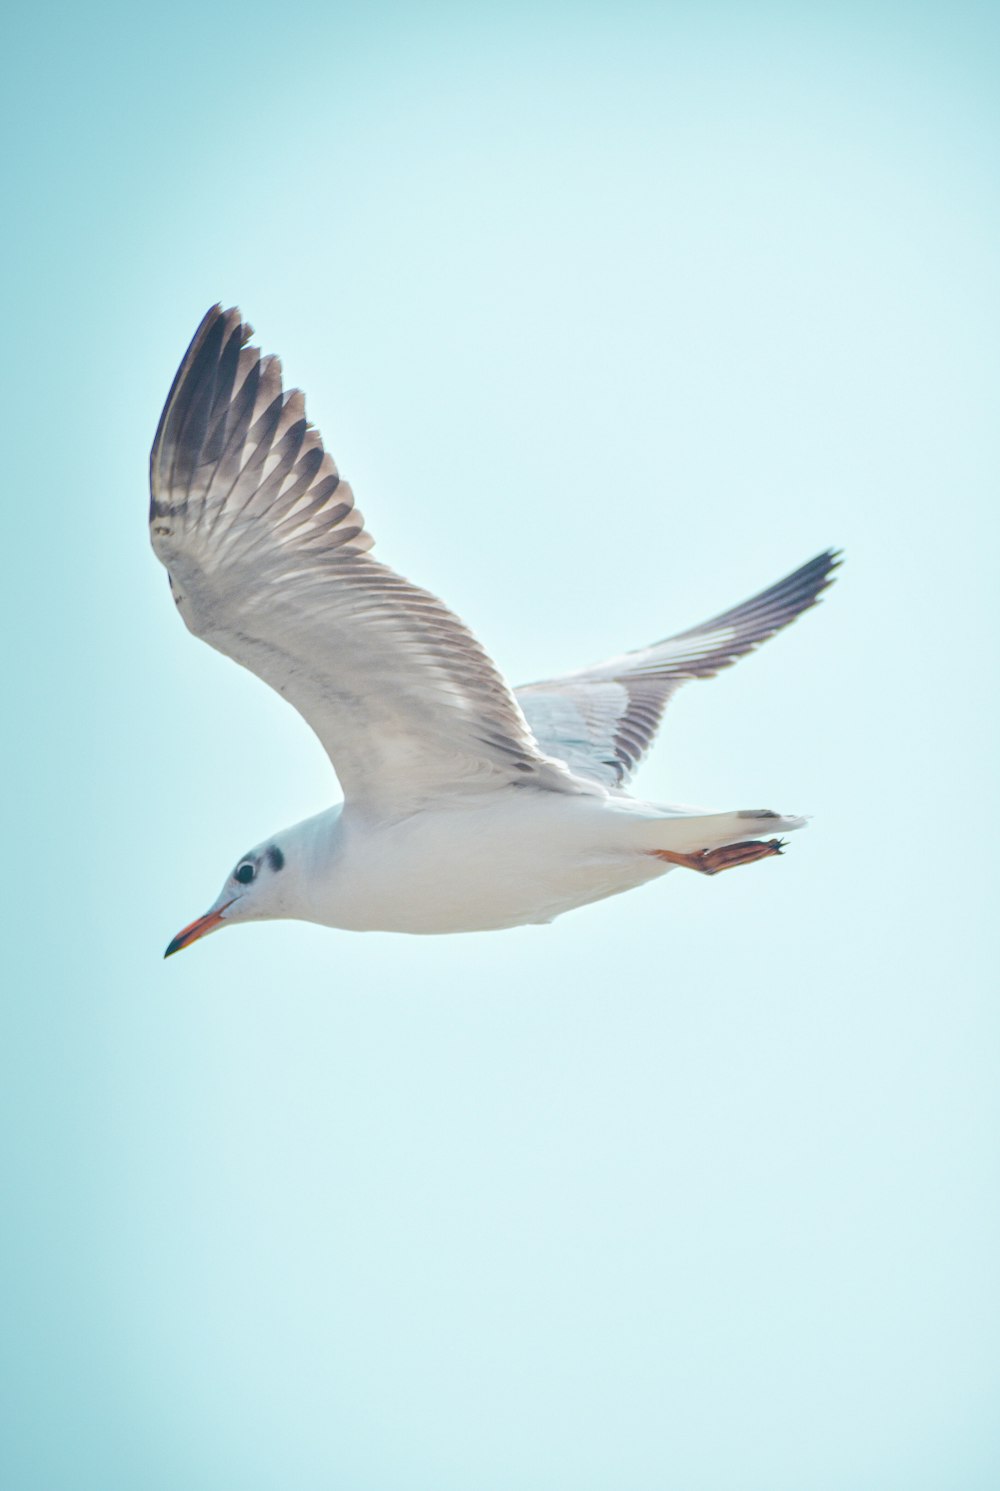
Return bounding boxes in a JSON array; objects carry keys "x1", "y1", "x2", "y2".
[
  {"x1": 150, "y1": 307, "x2": 579, "y2": 813},
  {"x1": 516, "y1": 550, "x2": 840, "y2": 789}
]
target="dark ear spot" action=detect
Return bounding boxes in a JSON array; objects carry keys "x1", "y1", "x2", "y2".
[{"x1": 266, "y1": 845, "x2": 285, "y2": 871}]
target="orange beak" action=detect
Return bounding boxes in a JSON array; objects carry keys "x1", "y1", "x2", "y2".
[{"x1": 164, "y1": 900, "x2": 234, "y2": 959}]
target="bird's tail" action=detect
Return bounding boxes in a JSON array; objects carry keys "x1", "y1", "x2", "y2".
[{"x1": 636, "y1": 806, "x2": 807, "y2": 854}]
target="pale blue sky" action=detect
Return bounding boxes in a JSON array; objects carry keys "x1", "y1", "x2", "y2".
[{"x1": 3, "y1": 3, "x2": 999, "y2": 1488}]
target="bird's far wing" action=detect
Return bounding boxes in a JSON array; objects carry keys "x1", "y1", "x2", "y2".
[
  {"x1": 150, "y1": 306, "x2": 579, "y2": 812},
  {"x1": 516, "y1": 550, "x2": 840, "y2": 789}
]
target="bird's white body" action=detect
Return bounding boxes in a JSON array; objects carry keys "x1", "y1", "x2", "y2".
[
  {"x1": 246, "y1": 796, "x2": 805, "y2": 935},
  {"x1": 149, "y1": 307, "x2": 836, "y2": 956}
]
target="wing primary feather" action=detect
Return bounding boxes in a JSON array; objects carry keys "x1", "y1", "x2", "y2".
[{"x1": 168, "y1": 310, "x2": 231, "y2": 501}]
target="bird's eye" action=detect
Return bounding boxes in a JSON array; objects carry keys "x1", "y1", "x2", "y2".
[{"x1": 234, "y1": 862, "x2": 256, "y2": 884}]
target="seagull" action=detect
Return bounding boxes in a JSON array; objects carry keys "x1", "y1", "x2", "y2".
[{"x1": 152, "y1": 306, "x2": 839, "y2": 956}]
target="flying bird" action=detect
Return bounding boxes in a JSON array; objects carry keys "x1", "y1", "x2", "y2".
[{"x1": 151, "y1": 307, "x2": 838, "y2": 955}]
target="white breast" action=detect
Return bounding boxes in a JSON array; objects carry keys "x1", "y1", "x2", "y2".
[{"x1": 296, "y1": 793, "x2": 669, "y2": 934}]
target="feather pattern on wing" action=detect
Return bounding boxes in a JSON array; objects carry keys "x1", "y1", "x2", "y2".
[
  {"x1": 150, "y1": 306, "x2": 581, "y2": 811},
  {"x1": 516, "y1": 551, "x2": 840, "y2": 788}
]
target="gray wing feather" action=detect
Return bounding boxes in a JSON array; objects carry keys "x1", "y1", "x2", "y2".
[
  {"x1": 517, "y1": 551, "x2": 840, "y2": 788},
  {"x1": 150, "y1": 307, "x2": 579, "y2": 810}
]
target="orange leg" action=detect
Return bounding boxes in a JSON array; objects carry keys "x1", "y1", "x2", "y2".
[{"x1": 649, "y1": 838, "x2": 786, "y2": 876}]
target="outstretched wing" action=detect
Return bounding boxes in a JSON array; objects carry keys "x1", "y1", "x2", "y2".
[
  {"x1": 516, "y1": 551, "x2": 840, "y2": 788},
  {"x1": 150, "y1": 306, "x2": 579, "y2": 812}
]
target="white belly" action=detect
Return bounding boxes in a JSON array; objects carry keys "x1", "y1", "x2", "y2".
[{"x1": 306, "y1": 792, "x2": 671, "y2": 934}]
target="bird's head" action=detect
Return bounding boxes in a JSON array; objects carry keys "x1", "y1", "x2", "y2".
[{"x1": 164, "y1": 840, "x2": 292, "y2": 957}]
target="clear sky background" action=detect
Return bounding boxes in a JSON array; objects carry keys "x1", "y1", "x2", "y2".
[{"x1": 3, "y1": 2, "x2": 999, "y2": 1487}]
